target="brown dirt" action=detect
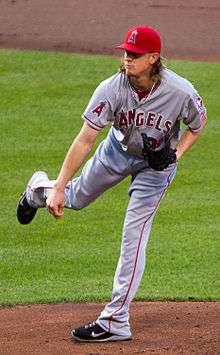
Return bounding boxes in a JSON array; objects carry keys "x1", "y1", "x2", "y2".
[
  {"x1": 0, "y1": 1, "x2": 219, "y2": 354},
  {"x1": 0, "y1": 302, "x2": 219, "y2": 355},
  {"x1": 0, "y1": 0, "x2": 220, "y2": 61}
]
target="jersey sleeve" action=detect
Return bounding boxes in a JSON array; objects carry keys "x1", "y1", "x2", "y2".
[
  {"x1": 181, "y1": 91, "x2": 207, "y2": 133},
  {"x1": 82, "y1": 80, "x2": 115, "y2": 131}
]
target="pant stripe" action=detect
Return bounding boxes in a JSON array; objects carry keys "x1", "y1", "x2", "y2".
[{"x1": 108, "y1": 167, "x2": 175, "y2": 332}]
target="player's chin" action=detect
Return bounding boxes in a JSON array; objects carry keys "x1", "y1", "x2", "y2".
[{"x1": 125, "y1": 67, "x2": 136, "y2": 76}]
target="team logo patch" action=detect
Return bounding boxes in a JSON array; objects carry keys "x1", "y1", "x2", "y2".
[
  {"x1": 92, "y1": 102, "x2": 106, "y2": 117},
  {"x1": 194, "y1": 95, "x2": 205, "y2": 116},
  {"x1": 128, "y1": 30, "x2": 138, "y2": 44}
]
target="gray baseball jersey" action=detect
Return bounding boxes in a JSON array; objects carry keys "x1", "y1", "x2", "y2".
[{"x1": 83, "y1": 68, "x2": 206, "y2": 156}]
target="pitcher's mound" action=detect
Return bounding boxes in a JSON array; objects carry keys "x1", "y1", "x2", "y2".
[{"x1": 0, "y1": 301, "x2": 219, "y2": 354}]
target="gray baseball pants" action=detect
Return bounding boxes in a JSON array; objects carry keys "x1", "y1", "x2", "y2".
[{"x1": 26, "y1": 129, "x2": 177, "y2": 338}]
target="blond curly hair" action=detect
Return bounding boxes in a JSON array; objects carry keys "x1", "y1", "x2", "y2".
[{"x1": 119, "y1": 56, "x2": 165, "y2": 82}]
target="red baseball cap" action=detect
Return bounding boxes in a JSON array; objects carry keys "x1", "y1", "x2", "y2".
[{"x1": 116, "y1": 25, "x2": 161, "y2": 54}]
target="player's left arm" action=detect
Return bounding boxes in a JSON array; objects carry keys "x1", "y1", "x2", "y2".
[{"x1": 175, "y1": 115, "x2": 208, "y2": 161}]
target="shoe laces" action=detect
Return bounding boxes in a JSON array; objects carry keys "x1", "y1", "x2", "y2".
[{"x1": 85, "y1": 321, "x2": 96, "y2": 329}]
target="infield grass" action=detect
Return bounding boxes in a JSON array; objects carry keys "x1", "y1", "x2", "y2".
[{"x1": 0, "y1": 50, "x2": 219, "y2": 305}]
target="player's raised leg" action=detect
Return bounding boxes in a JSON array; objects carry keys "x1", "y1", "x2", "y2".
[{"x1": 17, "y1": 139, "x2": 127, "y2": 225}]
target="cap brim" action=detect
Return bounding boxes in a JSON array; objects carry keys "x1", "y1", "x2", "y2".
[{"x1": 116, "y1": 43, "x2": 147, "y2": 54}]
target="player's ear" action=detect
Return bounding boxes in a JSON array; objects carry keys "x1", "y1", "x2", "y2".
[{"x1": 148, "y1": 53, "x2": 159, "y2": 65}]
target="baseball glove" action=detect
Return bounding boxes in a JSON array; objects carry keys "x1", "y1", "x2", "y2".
[{"x1": 141, "y1": 133, "x2": 177, "y2": 171}]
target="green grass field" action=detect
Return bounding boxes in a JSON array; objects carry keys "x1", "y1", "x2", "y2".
[{"x1": 0, "y1": 50, "x2": 219, "y2": 305}]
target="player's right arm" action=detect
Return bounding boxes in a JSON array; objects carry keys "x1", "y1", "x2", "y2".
[
  {"x1": 47, "y1": 78, "x2": 115, "y2": 219},
  {"x1": 46, "y1": 122, "x2": 100, "y2": 219}
]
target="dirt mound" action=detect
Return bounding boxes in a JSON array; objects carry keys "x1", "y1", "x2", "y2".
[
  {"x1": 0, "y1": 301, "x2": 219, "y2": 354},
  {"x1": 0, "y1": 0, "x2": 220, "y2": 61}
]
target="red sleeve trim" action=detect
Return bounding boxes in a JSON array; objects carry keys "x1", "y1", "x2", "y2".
[
  {"x1": 189, "y1": 114, "x2": 206, "y2": 133},
  {"x1": 83, "y1": 115, "x2": 103, "y2": 131},
  {"x1": 85, "y1": 121, "x2": 100, "y2": 131}
]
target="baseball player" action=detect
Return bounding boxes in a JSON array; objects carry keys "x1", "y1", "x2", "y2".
[{"x1": 17, "y1": 25, "x2": 207, "y2": 342}]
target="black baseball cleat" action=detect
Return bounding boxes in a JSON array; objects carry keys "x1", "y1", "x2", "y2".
[
  {"x1": 17, "y1": 171, "x2": 49, "y2": 225},
  {"x1": 17, "y1": 191, "x2": 37, "y2": 224},
  {"x1": 71, "y1": 321, "x2": 132, "y2": 342}
]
